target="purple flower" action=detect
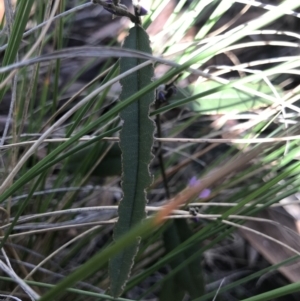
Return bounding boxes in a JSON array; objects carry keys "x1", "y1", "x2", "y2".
[
  {"x1": 188, "y1": 176, "x2": 211, "y2": 198},
  {"x1": 188, "y1": 176, "x2": 199, "y2": 187},
  {"x1": 199, "y1": 189, "x2": 211, "y2": 198}
]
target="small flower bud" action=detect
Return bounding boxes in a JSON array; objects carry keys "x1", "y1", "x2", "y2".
[
  {"x1": 135, "y1": 5, "x2": 148, "y2": 16},
  {"x1": 156, "y1": 90, "x2": 166, "y2": 102}
]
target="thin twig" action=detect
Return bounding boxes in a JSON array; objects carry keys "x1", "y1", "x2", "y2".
[{"x1": 154, "y1": 100, "x2": 170, "y2": 199}]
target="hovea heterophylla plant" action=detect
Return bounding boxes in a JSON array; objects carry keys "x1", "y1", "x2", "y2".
[{"x1": 0, "y1": 1, "x2": 300, "y2": 301}]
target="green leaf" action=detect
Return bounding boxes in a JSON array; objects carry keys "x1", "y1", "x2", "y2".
[
  {"x1": 189, "y1": 81, "x2": 281, "y2": 114},
  {"x1": 109, "y1": 25, "x2": 155, "y2": 297},
  {"x1": 163, "y1": 220, "x2": 205, "y2": 299}
]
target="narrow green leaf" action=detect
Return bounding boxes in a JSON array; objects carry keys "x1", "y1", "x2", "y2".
[
  {"x1": 109, "y1": 25, "x2": 155, "y2": 297},
  {"x1": 163, "y1": 220, "x2": 205, "y2": 299}
]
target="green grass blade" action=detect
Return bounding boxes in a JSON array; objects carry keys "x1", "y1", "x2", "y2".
[
  {"x1": 0, "y1": 276, "x2": 133, "y2": 301},
  {"x1": 195, "y1": 0, "x2": 234, "y2": 40},
  {"x1": 195, "y1": 255, "x2": 300, "y2": 301},
  {"x1": 38, "y1": 218, "x2": 156, "y2": 301},
  {"x1": 0, "y1": 0, "x2": 35, "y2": 101},
  {"x1": 109, "y1": 24, "x2": 155, "y2": 297},
  {"x1": 163, "y1": 220, "x2": 205, "y2": 299},
  {"x1": 240, "y1": 281, "x2": 300, "y2": 301}
]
